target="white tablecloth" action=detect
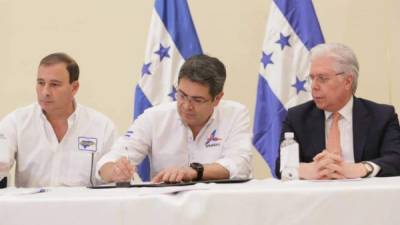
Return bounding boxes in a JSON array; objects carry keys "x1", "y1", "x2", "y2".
[{"x1": 1, "y1": 177, "x2": 400, "y2": 225}]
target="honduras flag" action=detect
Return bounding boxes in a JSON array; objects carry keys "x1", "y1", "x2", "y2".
[
  {"x1": 134, "y1": 0, "x2": 202, "y2": 181},
  {"x1": 253, "y1": 0, "x2": 324, "y2": 177}
]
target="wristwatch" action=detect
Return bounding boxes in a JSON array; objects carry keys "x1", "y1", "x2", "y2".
[
  {"x1": 190, "y1": 162, "x2": 204, "y2": 181},
  {"x1": 361, "y1": 161, "x2": 374, "y2": 178}
]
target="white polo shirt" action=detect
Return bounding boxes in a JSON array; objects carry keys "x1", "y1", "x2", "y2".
[
  {"x1": 97, "y1": 100, "x2": 252, "y2": 179},
  {"x1": 0, "y1": 103, "x2": 117, "y2": 187}
]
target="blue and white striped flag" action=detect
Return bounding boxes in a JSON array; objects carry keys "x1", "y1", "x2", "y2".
[
  {"x1": 253, "y1": 0, "x2": 324, "y2": 177},
  {"x1": 134, "y1": 0, "x2": 202, "y2": 181}
]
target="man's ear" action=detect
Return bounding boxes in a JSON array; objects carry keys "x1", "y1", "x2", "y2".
[
  {"x1": 213, "y1": 91, "x2": 224, "y2": 107},
  {"x1": 345, "y1": 74, "x2": 353, "y2": 91},
  {"x1": 71, "y1": 81, "x2": 80, "y2": 96}
]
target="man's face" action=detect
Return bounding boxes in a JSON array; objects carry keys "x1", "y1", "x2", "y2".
[
  {"x1": 177, "y1": 78, "x2": 223, "y2": 129},
  {"x1": 36, "y1": 63, "x2": 79, "y2": 115},
  {"x1": 310, "y1": 56, "x2": 353, "y2": 112}
]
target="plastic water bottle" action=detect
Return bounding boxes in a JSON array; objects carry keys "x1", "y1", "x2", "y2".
[{"x1": 280, "y1": 132, "x2": 299, "y2": 181}]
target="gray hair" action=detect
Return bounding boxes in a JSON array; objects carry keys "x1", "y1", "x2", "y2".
[
  {"x1": 310, "y1": 43, "x2": 359, "y2": 94},
  {"x1": 178, "y1": 54, "x2": 226, "y2": 99}
]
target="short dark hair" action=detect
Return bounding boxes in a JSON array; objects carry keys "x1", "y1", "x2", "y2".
[
  {"x1": 39, "y1": 53, "x2": 79, "y2": 83},
  {"x1": 178, "y1": 54, "x2": 226, "y2": 99}
]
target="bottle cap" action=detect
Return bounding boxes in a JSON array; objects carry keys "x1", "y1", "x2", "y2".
[{"x1": 284, "y1": 132, "x2": 294, "y2": 139}]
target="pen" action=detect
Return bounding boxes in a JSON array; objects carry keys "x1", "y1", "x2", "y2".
[{"x1": 29, "y1": 188, "x2": 47, "y2": 194}]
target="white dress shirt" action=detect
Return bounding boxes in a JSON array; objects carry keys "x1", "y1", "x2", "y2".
[
  {"x1": 325, "y1": 96, "x2": 355, "y2": 163},
  {"x1": 0, "y1": 102, "x2": 117, "y2": 187},
  {"x1": 325, "y1": 96, "x2": 380, "y2": 176},
  {"x1": 97, "y1": 100, "x2": 252, "y2": 180}
]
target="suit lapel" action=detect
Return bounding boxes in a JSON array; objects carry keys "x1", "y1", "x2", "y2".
[
  {"x1": 308, "y1": 106, "x2": 326, "y2": 156},
  {"x1": 353, "y1": 97, "x2": 370, "y2": 162}
]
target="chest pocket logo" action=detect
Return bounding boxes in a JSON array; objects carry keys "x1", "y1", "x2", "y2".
[
  {"x1": 123, "y1": 130, "x2": 134, "y2": 139},
  {"x1": 78, "y1": 137, "x2": 97, "y2": 152},
  {"x1": 205, "y1": 129, "x2": 222, "y2": 148}
]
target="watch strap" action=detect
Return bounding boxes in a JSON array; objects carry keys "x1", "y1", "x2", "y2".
[
  {"x1": 361, "y1": 161, "x2": 374, "y2": 178},
  {"x1": 190, "y1": 162, "x2": 204, "y2": 181}
]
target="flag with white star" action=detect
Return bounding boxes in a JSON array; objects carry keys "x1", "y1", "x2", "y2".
[
  {"x1": 253, "y1": 0, "x2": 324, "y2": 177},
  {"x1": 134, "y1": 0, "x2": 202, "y2": 181}
]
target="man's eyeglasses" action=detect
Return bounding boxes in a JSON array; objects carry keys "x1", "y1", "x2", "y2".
[
  {"x1": 306, "y1": 71, "x2": 345, "y2": 85},
  {"x1": 175, "y1": 91, "x2": 212, "y2": 106}
]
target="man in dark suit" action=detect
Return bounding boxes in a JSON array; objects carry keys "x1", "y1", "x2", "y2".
[{"x1": 276, "y1": 43, "x2": 400, "y2": 180}]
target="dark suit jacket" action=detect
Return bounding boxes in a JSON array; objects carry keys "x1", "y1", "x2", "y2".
[
  {"x1": 0, "y1": 177, "x2": 6, "y2": 188},
  {"x1": 275, "y1": 97, "x2": 400, "y2": 178}
]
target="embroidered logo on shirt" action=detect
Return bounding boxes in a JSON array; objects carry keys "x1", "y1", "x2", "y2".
[
  {"x1": 124, "y1": 130, "x2": 134, "y2": 138},
  {"x1": 205, "y1": 129, "x2": 222, "y2": 148},
  {"x1": 78, "y1": 137, "x2": 97, "y2": 152}
]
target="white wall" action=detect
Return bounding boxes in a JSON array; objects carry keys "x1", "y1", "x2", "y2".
[{"x1": 1, "y1": 0, "x2": 399, "y2": 179}]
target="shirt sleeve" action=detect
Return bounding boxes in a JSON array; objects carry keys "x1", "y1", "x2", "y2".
[
  {"x1": 368, "y1": 161, "x2": 381, "y2": 177},
  {"x1": 216, "y1": 105, "x2": 252, "y2": 179},
  {"x1": 95, "y1": 111, "x2": 153, "y2": 181},
  {"x1": 93, "y1": 118, "x2": 118, "y2": 184},
  {"x1": 0, "y1": 113, "x2": 17, "y2": 178}
]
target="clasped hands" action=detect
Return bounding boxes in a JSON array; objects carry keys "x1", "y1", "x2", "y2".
[{"x1": 299, "y1": 150, "x2": 367, "y2": 180}]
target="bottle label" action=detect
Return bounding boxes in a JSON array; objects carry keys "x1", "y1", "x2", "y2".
[
  {"x1": 280, "y1": 143, "x2": 299, "y2": 180},
  {"x1": 281, "y1": 167, "x2": 299, "y2": 181}
]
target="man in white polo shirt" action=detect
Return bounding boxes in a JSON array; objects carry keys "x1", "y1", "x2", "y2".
[
  {"x1": 0, "y1": 53, "x2": 116, "y2": 187},
  {"x1": 97, "y1": 54, "x2": 252, "y2": 183}
]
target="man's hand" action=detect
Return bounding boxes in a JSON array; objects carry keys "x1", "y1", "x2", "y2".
[
  {"x1": 151, "y1": 166, "x2": 197, "y2": 183},
  {"x1": 326, "y1": 162, "x2": 367, "y2": 179},
  {"x1": 302, "y1": 150, "x2": 367, "y2": 179},
  {"x1": 299, "y1": 150, "x2": 344, "y2": 180},
  {"x1": 99, "y1": 157, "x2": 135, "y2": 183},
  {"x1": 298, "y1": 161, "x2": 340, "y2": 180},
  {"x1": 0, "y1": 162, "x2": 10, "y2": 171},
  {"x1": 313, "y1": 150, "x2": 345, "y2": 179}
]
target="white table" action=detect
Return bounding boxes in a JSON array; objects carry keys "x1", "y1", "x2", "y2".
[{"x1": 1, "y1": 177, "x2": 400, "y2": 225}]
